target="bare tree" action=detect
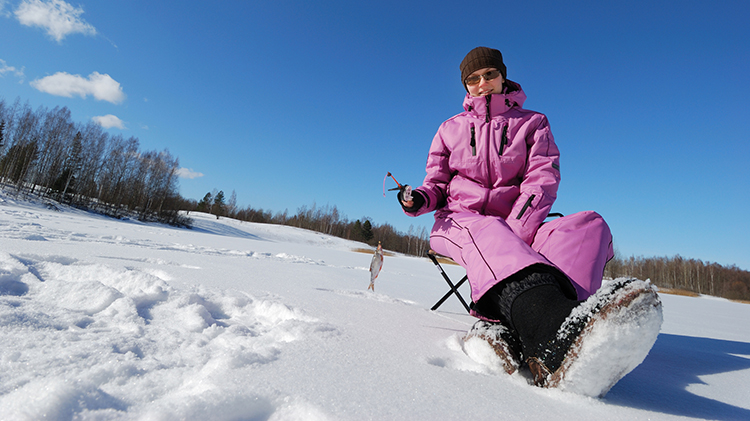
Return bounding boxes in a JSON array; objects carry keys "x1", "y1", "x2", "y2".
[
  {"x1": 75, "y1": 121, "x2": 108, "y2": 203},
  {"x1": 226, "y1": 190, "x2": 238, "y2": 218},
  {"x1": 58, "y1": 131, "x2": 83, "y2": 201},
  {"x1": 30, "y1": 106, "x2": 75, "y2": 196}
]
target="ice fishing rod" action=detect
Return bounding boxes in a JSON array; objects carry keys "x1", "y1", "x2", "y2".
[
  {"x1": 383, "y1": 172, "x2": 406, "y2": 197},
  {"x1": 386, "y1": 172, "x2": 403, "y2": 190}
]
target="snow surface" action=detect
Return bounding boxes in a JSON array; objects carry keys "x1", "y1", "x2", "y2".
[{"x1": 1, "y1": 191, "x2": 750, "y2": 421}]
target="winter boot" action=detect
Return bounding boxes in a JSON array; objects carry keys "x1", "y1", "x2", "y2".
[
  {"x1": 463, "y1": 320, "x2": 523, "y2": 374},
  {"x1": 500, "y1": 272, "x2": 582, "y2": 376},
  {"x1": 526, "y1": 278, "x2": 663, "y2": 397}
]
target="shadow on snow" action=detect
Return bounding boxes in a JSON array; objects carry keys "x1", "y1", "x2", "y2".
[
  {"x1": 188, "y1": 218, "x2": 264, "y2": 241},
  {"x1": 606, "y1": 333, "x2": 750, "y2": 421}
]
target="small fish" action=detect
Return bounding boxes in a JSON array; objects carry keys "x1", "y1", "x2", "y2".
[{"x1": 368, "y1": 242, "x2": 383, "y2": 291}]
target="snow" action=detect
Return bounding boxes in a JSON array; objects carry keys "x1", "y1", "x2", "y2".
[{"x1": 1, "y1": 192, "x2": 750, "y2": 420}]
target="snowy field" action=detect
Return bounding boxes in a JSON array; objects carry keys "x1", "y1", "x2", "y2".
[{"x1": 1, "y1": 191, "x2": 749, "y2": 421}]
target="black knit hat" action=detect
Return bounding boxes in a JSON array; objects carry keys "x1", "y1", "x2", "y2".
[{"x1": 460, "y1": 47, "x2": 507, "y2": 88}]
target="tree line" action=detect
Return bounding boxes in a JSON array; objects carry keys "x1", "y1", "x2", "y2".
[
  {"x1": 183, "y1": 191, "x2": 431, "y2": 258},
  {"x1": 604, "y1": 253, "x2": 750, "y2": 301},
  {"x1": 0, "y1": 97, "x2": 187, "y2": 226}
]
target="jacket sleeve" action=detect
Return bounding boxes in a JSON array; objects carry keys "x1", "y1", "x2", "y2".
[
  {"x1": 403, "y1": 127, "x2": 451, "y2": 217},
  {"x1": 505, "y1": 114, "x2": 560, "y2": 244}
]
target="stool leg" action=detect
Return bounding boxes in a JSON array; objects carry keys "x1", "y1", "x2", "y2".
[
  {"x1": 427, "y1": 252, "x2": 471, "y2": 313},
  {"x1": 431, "y1": 275, "x2": 470, "y2": 312}
]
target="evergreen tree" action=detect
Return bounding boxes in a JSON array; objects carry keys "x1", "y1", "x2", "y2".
[
  {"x1": 362, "y1": 219, "x2": 374, "y2": 242},
  {"x1": 352, "y1": 220, "x2": 363, "y2": 241},
  {"x1": 213, "y1": 190, "x2": 225, "y2": 219},
  {"x1": 197, "y1": 192, "x2": 213, "y2": 213}
]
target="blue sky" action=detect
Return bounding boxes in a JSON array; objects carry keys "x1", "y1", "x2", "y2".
[{"x1": 1, "y1": 0, "x2": 749, "y2": 270}]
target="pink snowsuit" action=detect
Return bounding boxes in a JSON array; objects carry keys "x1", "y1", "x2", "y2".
[{"x1": 405, "y1": 81, "x2": 613, "y2": 314}]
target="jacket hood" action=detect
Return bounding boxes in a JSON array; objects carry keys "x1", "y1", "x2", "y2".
[{"x1": 462, "y1": 79, "x2": 527, "y2": 117}]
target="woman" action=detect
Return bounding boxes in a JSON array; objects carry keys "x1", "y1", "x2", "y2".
[{"x1": 398, "y1": 47, "x2": 659, "y2": 393}]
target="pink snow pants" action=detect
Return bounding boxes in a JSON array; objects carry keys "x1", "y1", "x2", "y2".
[{"x1": 429, "y1": 211, "x2": 613, "y2": 304}]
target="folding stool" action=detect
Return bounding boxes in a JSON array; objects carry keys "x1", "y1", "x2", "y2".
[{"x1": 426, "y1": 250, "x2": 471, "y2": 313}]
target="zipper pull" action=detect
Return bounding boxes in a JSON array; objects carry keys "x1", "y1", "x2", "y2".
[
  {"x1": 517, "y1": 194, "x2": 536, "y2": 219},
  {"x1": 499, "y1": 125, "x2": 508, "y2": 156},
  {"x1": 470, "y1": 125, "x2": 476, "y2": 156}
]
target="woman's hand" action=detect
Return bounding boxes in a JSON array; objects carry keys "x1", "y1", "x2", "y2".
[
  {"x1": 397, "y1": 185, "x2": 424, "y2": 212},
  {"x1": 399, "y1": 185, "x2": 414, "y2": 208}
]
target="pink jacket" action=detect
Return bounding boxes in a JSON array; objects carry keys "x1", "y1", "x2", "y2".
[{"x1": 408, "y1": 81, "x2": 560, "y2": 244}]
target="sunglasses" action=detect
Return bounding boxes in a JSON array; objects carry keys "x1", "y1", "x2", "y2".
[{"x1": 465, "y1": 69, "x2": 501, "y2": 86}]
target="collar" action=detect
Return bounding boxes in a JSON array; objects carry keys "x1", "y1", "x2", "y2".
[{"x1": 462, "y1": 80, "x2": 527, "y2": 118}]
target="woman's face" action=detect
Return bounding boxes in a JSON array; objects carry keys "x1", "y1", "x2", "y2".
[{"x1": 465, "y1": 67, "x2": 505, "y2": 97}]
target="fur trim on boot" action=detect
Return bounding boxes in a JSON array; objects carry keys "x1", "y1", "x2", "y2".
[
  {"x1": 464, "y1": 320, "x2": 523, "y2": 375},
  {"x1": 527, "y1": 278, "x2": 663, "y2": 397}
]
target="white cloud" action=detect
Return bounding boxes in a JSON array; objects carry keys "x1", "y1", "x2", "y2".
[
  {"x1": 92, "y1": 114, "x2": 125, "y2": 129},
  {"x1": 0, "y1": 60, "x2": 14, "y2": 75},
  {"x1": 30, "y1": 71, "x2": 126, "y2": 104},
  {"x1": 0, "y1": 59, "x2": 25, "y2": 83},
  {"x1": 176, "y1": 168, "x2": 204, "y2": 179},
  {"x1": 15, "y1": 0, "x2": 96, "y2": 42}
]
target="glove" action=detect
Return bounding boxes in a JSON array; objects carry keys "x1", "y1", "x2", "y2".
[{"x1": 397, "y1": 185, "x2": 425, "y2": 213}]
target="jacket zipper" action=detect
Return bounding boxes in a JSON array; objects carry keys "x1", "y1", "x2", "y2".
[
  {"x1": 480, "y1": 95, "x2": 492, "y2": 214},
  {"x1": 485, "y1": 95, "x2": 491, "y2": 123},
  {"x1": 470, "y1": 126, "x2": 476, "y2": 156},
  {"x1": 499, "y1": 125, "x2": 508, "y2": 156},
  {"x1": 517, "y1": 194, "x2": 536, "y2": 219}
]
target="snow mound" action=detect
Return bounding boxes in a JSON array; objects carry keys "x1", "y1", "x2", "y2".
[{"x1": 0, "y1": 252, "x2": 328, "y2": 420}]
